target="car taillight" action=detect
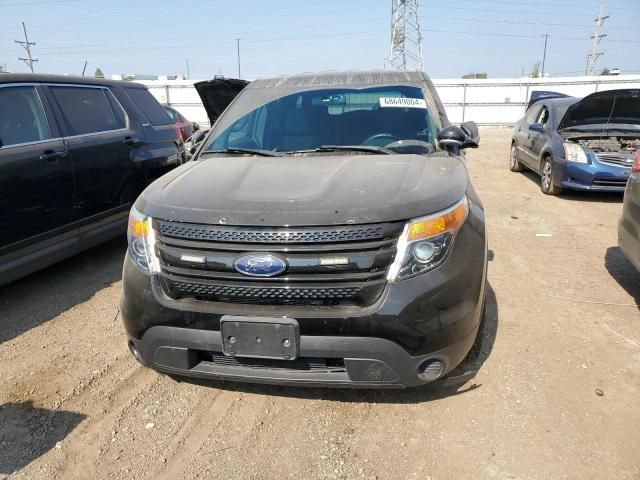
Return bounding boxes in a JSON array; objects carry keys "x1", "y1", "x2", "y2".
[
  {"x1": 173, "y1": 125, "x2": 183, "y2": 143},
  {"x1": 633, "y1": 150, "x2": 640, "y2": 173}
]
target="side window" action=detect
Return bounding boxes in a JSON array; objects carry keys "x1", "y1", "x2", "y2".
[
  {"x1": 536, "y1": 106, "x2": 550, "y2": 125},
  {"x1": 524, "y1": 105, "x2": 542, "y2": 124},
  {"x1": 164, "y1": 107, "x2": 179, "y2": 122},
  {"x1": 125, "y1": 87, "x2": 173, "y2": 126},
  {"x1": 50, "y1": 86, "x2": 126, "y2": 135},
  {"x1": 0, "y1": 86, "x2": 51, "y2": 147}
]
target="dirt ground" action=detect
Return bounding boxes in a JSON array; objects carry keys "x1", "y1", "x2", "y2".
[{"x1": 1, "y1": 128, "x2": 639, "y2": 480}]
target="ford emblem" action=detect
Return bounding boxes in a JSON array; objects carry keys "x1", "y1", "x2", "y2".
[{"x1": 234, "y1": 254, "x2": 287, "y2": 277}]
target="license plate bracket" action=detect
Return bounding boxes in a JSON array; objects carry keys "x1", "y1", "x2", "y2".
[{"x1": 220, "y1": 316, "x2": 299, "y2": 360}]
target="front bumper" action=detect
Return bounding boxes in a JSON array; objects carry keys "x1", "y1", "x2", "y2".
[
  {"x1": 120, "y1": 202, "x2": 487, "y2": 388},
  {"x1": 128, "y1": 323, "x2": 480, "y2": 388},
  {"x1": 558, "y1": 159, "x2": 630, "y2": 192}
]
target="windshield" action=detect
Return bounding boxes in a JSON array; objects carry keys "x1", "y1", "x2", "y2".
[{"x1": 205, "y1": 86, "x2": 438, "y2": 153}]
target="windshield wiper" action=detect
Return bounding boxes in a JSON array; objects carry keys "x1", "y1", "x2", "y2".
[
  {"x1": 204, "y1": 148, "x2": 284, "y2": 157},
  {"x1": 288, "y1": 145, "x2": 393, "y2": 155}
]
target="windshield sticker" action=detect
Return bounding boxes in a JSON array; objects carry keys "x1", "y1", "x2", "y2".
[{"x1": 379, "y1": 97, "x2": 427, "y2": 109}]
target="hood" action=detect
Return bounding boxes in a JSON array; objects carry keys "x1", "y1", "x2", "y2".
[
  {"x1": 193, "y1": 78, "x2": 249, "y2": 124},
  {"x1": 558, "y1": 89, "x2": 640, "y2": 131},
  {"x1": 136, "y1": 154, "x2": 469, "y2": 227}
]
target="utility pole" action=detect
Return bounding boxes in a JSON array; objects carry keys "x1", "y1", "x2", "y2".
[
  {"x1": 541, "y1": 34, "x2": 550, "y2": 77},
  {"x1": 15, "y1": 21, "x2": 37, "y2": 73},
  {"x1": 81, "y1": 60, "x2": 87, "y2": 77},
  {"x1": 389, "y1": 0, "x2": 424, "y2": 71},
  {"x1": 586, "y1": 2, "x2": 608, "y2": 76},
  {"x1": 186, "y1": 59, "x2": 190, "y2": 80},
  {"x1": 236, "y1": 39, "x2": 241, "y2": 79}
]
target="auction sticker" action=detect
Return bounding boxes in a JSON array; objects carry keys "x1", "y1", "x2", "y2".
[{"x1": 379, "y1": 97, "x2": 427, "y2": 108}]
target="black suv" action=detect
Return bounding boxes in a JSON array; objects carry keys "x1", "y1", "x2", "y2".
[
  {"x1": 0, "y1": 74, "x2": 185, "y2": 285},
  {"x1": 121, "y1": 70, "x2": 487, "y2": 388}
]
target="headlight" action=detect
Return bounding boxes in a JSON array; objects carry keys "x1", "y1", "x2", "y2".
[
  {"x1": 563, "y1": 143, "x2": 588, "y2": 164},
  {"x1": 388, "y1": 197, "x2": 469, "y2": 282},
  {"x1": 127, "y1": 206, "x2": 160, "y2": 274}
]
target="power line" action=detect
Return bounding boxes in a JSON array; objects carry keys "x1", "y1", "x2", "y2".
[
  {"x1": 1, "y1": 0, "x2": 80, "y2": 5},
  {"x1": 14, "y1": 21, "x2": 37, "y2": 73},
  {"x1": 426, "y1": 4, "x2": 640, "y2": 19},
  {"x1": 455, "y1": 0, "x2": 640, "y2": 12}
]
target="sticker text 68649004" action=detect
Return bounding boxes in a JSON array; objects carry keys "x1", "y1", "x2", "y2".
[{"x1": 379, "y1": 97, "x2": 427, "y2": 109}]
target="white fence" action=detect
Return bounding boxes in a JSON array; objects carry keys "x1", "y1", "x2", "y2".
[{"x1": 138, "y1": 74, "x2": 640, "y2": 128}]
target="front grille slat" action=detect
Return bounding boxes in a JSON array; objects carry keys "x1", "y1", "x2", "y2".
[
  {"x1": 596, "y1": 153, "x2": 633, "y2": 168},
  {"x1": 153, "y1": 221, "x2": 402, "y2": 308},
  {"x1": 164, "y1": 276, "x2": 375, "y2": 306},
  {"x1": 161, "y1": 264, "x2": 387, "y2": 282},
  {"x1": 155, "y1": 234, "x2": 397, "y2": 253},
  {"x1": 157, "y1": 221, "x2": 390, "y2": 244},
  {"x1": 593, "y1": 178, "x2": 628, "y2": 187}
]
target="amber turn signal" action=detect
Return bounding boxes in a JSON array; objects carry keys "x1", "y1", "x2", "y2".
[{"x1": 407, "y1": 198, "x2": 469, "y2": 241}]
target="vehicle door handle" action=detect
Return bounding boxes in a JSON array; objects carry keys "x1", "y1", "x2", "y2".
[
  {"x1": 122, "y1": 137, "x2": 140, "y2": 146},
  {"x1": 40, "y1": 150, "x2": 66, "y2": 163}
]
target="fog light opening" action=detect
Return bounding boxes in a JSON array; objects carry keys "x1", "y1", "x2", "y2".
[
  {"x1": 417, "y1": 359, "x2": 445, "y2": 382},
  {"x1": 128, "y1": 340, "x2": 143, "y2": 363}
]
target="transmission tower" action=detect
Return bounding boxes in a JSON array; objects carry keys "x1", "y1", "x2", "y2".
[
  {"x1": 15, "y1": 21, "x2": 37, "y2": 73},
  {"x1": 586, "y1": 3, "x2": 608, "y2": 76},
  {"x1": 389, "y1": 0, "x2": 424, "y2": 71}
]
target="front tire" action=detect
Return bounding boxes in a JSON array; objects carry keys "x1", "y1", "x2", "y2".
[
  {"x1": 540, "y1": 157, "x2": 561, "y2": 195},
  {"x1": 509, "y1": 143, "x2": 524, "y2": 172}
]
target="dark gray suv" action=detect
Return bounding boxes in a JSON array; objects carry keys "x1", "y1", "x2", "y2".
[{"x1": 120, "y1": 70, "x2": 487, "y2": 388}]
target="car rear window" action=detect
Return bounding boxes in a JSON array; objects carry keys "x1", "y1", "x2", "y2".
[
  {"x1": 125, "y1": 87, "x2": 173, "y2": 126},
  {"x1": 50, "y1": 86, "x2": 126, "y2": 136}
]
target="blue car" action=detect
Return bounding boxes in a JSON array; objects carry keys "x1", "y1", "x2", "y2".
[{"x1": 510, "y1": 89, "x2": 640, "y2": 195}]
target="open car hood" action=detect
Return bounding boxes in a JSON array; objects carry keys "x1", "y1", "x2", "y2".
[
  {"x1": 193, "y1": 78, "x2": 249, "y2": 125},
  {"x1": 558, "y1": 89, "x2": 640, "y2": 131}
]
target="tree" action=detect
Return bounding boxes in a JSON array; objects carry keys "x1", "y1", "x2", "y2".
[
  {"x1": 530, "y1": 61, "x2": 541, "y2": 78},
  {"x1": 94, "y1": 68, "x2": 104, "y2": 79},
  {"x1": 600, "y1": 68, "x2": 611, "y2": 76}
]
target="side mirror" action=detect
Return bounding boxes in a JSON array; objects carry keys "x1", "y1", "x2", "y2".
[
  {"x1": 529, "y1": 123, "x2": 545, "y2": 133},
  {"x1": 437, "y1": 123, "x2": 479, "y2": 154},
  {"x1": 192, "y1": 122, "x2": 200, "y2": 132},
  {"x1": 460, "y1": 121, "x2": 480, "y2": 148}
]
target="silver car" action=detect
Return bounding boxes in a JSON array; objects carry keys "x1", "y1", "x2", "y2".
[{"x1": 619, "y1": 149, "x2": 640, "y2": 271}]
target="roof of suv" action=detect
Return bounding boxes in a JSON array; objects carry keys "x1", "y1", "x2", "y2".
[
  {"x1": 247, "y1": 69, "x2": 430, "y2": 89},
  {"x1": 0, "y1": 73, "x2": 147, "y2": 89}
]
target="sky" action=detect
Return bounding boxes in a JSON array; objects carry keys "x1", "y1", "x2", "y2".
[{"x1": 1, "y1": 0, "x2": 639, "y2": 80}]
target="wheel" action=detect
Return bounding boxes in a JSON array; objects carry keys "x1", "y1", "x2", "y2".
[
  {"x1": 540, "y1": 157, "x2": 562, "y2": 195},
  {"x1": 509, "y1": 143, "x2": 524, "y2": 172}
]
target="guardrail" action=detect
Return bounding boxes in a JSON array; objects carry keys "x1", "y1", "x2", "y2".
[{"x1": 138, "y1": 74, "x2": 640, "y2": 128}]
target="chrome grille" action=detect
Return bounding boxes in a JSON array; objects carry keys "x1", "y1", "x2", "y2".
[
  {"x1": 154, "y1": 220, "x2": 403, "y2": 307},
  {"x1": 596, "y1": 153, "x2": 633, "y2": 168}
]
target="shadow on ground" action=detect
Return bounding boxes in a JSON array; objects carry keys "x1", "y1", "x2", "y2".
[
  {"x1": 0, "y1": 401, "x2": 85, "y2": 475},
  {"x1": 519, "y1": 170, "x2": 624, "y2": 203},
  {"x1": 605, "y1": 246, "x2": 640, "y2": 311},
  {"x1": 176, "y1": 283, "x2": 499, "y2": 404},
  {"x1": 0, "y1": 237, "x2": 126, "y2": 345}
]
